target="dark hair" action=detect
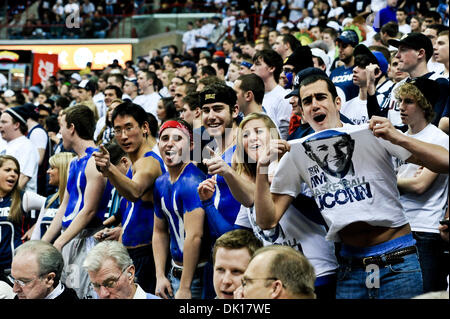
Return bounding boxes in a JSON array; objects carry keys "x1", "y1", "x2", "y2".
[
  {"x1": 281, "y1": 34, "x2": 301, "y2": 51},
  {"x1": 182, "y1": 92, "x2": 201, "y2": 111},
  {"x1": 253, "y1": 49, "x2": 284, "y2": 82},
  {"x1": 237, "y1": 74, "x2": 265, "y2": 105},
  {"x1": 56, "y1": 96, "x2": 70, "y2": 109},
  {"x1": 45, "y1": 114, "x2": 60, "y2": 134},
  {"x1": 380, "y1": 21, "x2": 398, "y2": 37},
  {"x1": 299, "y1": 75, "x2": 338, "y2": 104},
  {"x1": 426, "y1": 24, "x2": 448, "y2": 35},
  {"x1": 107, "y1": 74, "x2": 125, "y2": 88},
  {"x1": 146, "y1": 112, "x2": 159, "y2": 138},
  {"x1": 424, "y1": 11, "x2": 442, "y2": 23},
  {"x1": 160, "y1": 97, "x2": 179, "y2": 121},
  {"x1": 62, "y1": 104, "x2": 96, "y2": 140},
  {"x1": 201, "y1": 65, "x2": 217, "y2": 77},
  {"x1": 212, "y1": 59, "x2": 229, "y2": 75},
  {"x1": 104, "y1": 140, "x2": 127, "y2": 165},
  {"x1": 201, "y1": 82, "x2": 237, "y2": 112},
  {"x1": 112, "y1": 101, "x2": 150, "y2": 128},
  {"x1": 397, "y1": 8, "x2": 408, "y2": 15},
  {"x1": 104, "y1": 85, "x2": 123, "y2": 99}
]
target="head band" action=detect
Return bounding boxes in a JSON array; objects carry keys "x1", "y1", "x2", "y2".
[
  {"x1": 240, "y1": 61, "x2": 253, "y2": 69},
  {"x1": 159, "y1": 120, "x2": 193, "y2": 143}
]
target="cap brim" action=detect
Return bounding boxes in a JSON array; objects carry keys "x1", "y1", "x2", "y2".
[
  {"x1": 387, "y1": 39, "x2": 401, "y2": 48},
  {"x1": 285, "y1": 89, "x2": 299, "y2": 99}
]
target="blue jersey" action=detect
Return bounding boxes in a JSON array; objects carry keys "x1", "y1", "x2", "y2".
[
  {"x1": 62, "y1": 147, "x2": 111, "y2": 229},
  {"x1": 39, "y1": 194, "x2": 60, "y2": 239},
  {"x1": 330, "y1": 65, "x2": 359, "y2": 102},
  {"x1": 153, "y1": 163, "x2": 210, "y2": 263},
  {"x1": 121, "y1": 151, "x2": 166, "y2": 248},
  {"x1": 0, "y1": 192, "x2": 33, "y2": 270},
  {"x1": 204, "y1": 145, "x2": 241, "y2": 239}
]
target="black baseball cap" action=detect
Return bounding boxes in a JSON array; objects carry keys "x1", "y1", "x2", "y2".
[
  {"x1": 407, "y1": 77, "x2": 440, "y2": 107},
  {"x1": 284, "y1": 46, "x2": 313, "y2": 74},
  {"x1": 284, "y1": 67, "x2": 329, "y2": 99},
  {"x1": 388, "y1": 32, "x2": 434, "y2": 61}
]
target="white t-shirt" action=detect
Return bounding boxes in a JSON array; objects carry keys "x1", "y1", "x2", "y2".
[
  {"x1": 270, "y1": 124, "x2": 412, "y2": 242},
  {"x1": 428, "y1": 59, "x2": 446, "y2": 75},
  {"x1": 262, "y1": 85, "x2": 292, "y2": 140},
  {"x1": 398, "y1": 23, "x2": 411, "y2": 35},
  {"x1": 2, "y1": 136, "x2": 39, "y2": 193},
  {"x1": 93, "y1": 92, "x2": 106, "y2": 119},
  {"x1": 28, "y1": 125, "x2": 48, "y2": 151},
  {"x1": 182, "y1": 29, "x2": 197, "y2": 52},
  {"x1": 397, "y1": 124, "x2": 449, "y2": 233},
  {"x1": 236, "y1": 203, "x2": 338, "y2": 278},
  {"x1": 133, "y1": 92, "x2": 161, "y2": 119},
  {"x1": 340, "y1": 96, "x2": 369, "y2": 125}
]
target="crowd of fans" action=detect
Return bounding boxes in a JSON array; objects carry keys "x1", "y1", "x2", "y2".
[{"x1": 0, "y1": 0, "x2": 449, "y2": 301}]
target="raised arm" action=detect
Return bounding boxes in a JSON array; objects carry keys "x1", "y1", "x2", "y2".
[
  {"x1": 94, "y1": 145, "x2": 162, "y2": 202},
  {"x1": 370, "y1": 116, "x2": 449, "y2": 173}
]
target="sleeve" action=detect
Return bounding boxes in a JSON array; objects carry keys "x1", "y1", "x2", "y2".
[
  {"x1": 201, "y1": 197, "x2": 241, "y2": 238},
  {"x1": 377, "y1": 133, "x2": 412, "y2": 162},
  {"x1": 367, "y1": 91, "x2": 388, "y2": 118},
  {"x1": 270, "y1": 146, "x2": 305, "y2": 197},
  {"x1": 30, "y1": 199, "x2": 48, "y2": 240},
  {"x1": 22, "y1": 191, "x2": 46, "y2": 212}
]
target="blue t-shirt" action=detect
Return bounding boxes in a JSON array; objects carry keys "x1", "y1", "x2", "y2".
[
  {"x1": 62, "y1": 147, "x2": 111, "y2": 229},
  {"x1": 121, "y1": 151, "x2": 166, "y2": 248},
  {"x1": 203, "y1": 144, "x2": 242, "y2": 240},
  {"x1": 330, "y1": 65, "x2": 359, "y2": 102},
  {"x1": 153, "y1": 163, "x2": 210, "y2": 263}
]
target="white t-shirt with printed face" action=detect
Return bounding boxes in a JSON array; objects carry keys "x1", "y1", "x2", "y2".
[
  {"x1": 397, "y1": 124, "x2": 449, "y2": 233},
  {"x1": 270, "y1": 124, "x2": 412, "y2": 242}
]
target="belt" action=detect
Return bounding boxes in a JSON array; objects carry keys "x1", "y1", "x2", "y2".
[
  {"x1": 346, "y1": 246, "x2": 417, "y2": 268},
  {"x1": 171, "y1": 261, "x2": 206, "y2": 280}
]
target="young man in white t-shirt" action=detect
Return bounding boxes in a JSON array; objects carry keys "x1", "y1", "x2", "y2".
[
  {"x1": 395, "y1": 78, "x2": 449, "y2": 293},
  {"x1": 0, "y1": 105, "x2": 39, "y2": 193},
  {"x1": 133, "y1": 70, "x2": 161, "y2": 119},
  {"x1": 253, "y1": 67, "x2": 449, "y2": 299},
  {"x1": 250, "y1": 49, "x2": 292, "y2": 140}
]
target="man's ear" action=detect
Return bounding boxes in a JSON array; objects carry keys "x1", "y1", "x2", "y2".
[
  {"x1": 232, "y1": 103, "x2": 240, "y2": 119},
  {"x1": 194, "y1": 107, "x2": 202, "y2": 119},
  {"x1": 334, "y1": 95, "x2": 342, "y2": 112},
  {"x1": 245, "y1": 90, "x2": 253, "y2": 102},
  {"x1": 270, "y1": 280, "x2": 284, "y2": 299},
  {"x1": 45, "y1": 272, "x2": 56, "y2": 288}
]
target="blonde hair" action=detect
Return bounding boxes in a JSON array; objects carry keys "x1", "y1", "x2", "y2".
[
  {"x1": 46, "y1": 152, "x2": 76, "y2": 208},
  {"x1": 0, "y1": 155, "x2": 22, "y2": 224},
  {"x1": 395, "y1": 82, "x2": 435, "y2": 123},
  {"x1": 233, "y1": 112, "x2": 280, "y2": 178}
]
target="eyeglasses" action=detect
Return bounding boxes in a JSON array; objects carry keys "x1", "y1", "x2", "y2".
[
  {"x1": 241, "y1": 276, "x2": 278, "y2": 288},
  {"x1": 91, "y1": 267, "x2": 129, "y2": 290},
  {"x1": 9, "y1": 275, "x2": 41, "y2": 288},
  {"x1": 113, "y1": 125, "x2": 138, "y2": 136}
]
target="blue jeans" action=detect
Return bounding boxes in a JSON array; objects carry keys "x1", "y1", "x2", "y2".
[
  {"x1": 336, "y1": 234, "x2": 423, "y2": 299},
  {"x1": 168, "y1": 265, "x2": 204, "y2": 299},
  {"x1": 413, "y1": 231, "x2": 449, "y2": 293}
]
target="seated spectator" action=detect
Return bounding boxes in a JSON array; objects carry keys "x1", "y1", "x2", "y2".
[
  {"x1": 92, "y1": 10, "x2": 111, "y2": 39},
  {"x1": 11, "y1": 240, "x2": 78, "y2": 299},
  {"x1": 213, "y1": 229, "x2": 262, "y2": 299},
  {"x1": 236, "y1": 245, "x2": 317, "y2": 299},
  {"x1": 83, "y1": 240, "x2": 160, "y2": 299}
]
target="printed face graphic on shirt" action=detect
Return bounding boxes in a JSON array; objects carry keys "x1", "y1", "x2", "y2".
[{"x1": 303, "y1": 132, "x2": 355, "y2": 179}]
